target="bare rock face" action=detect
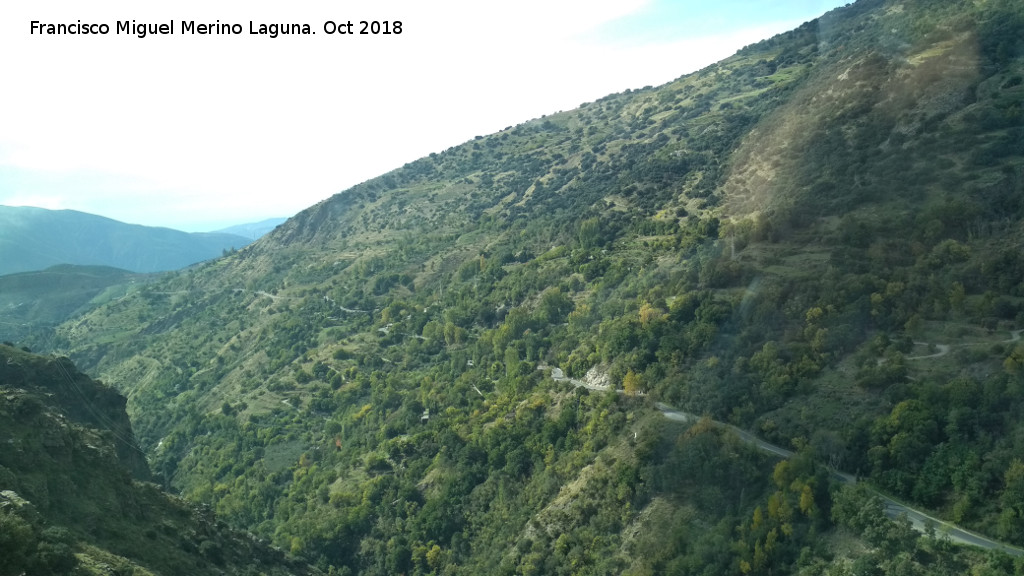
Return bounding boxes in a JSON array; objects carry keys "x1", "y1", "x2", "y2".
[
  {"x1": 583, "y1": 365, "x2": 612, "y2": 390},
  {"x1": 0, "y1": 346, "x2": 150, "y2": 480},
  {"x1": 0, "y1": 344, "x2": 323, "y2": 576},
  {"x1": 1, "y1": 489, "x2": 34, "y2": 509}
]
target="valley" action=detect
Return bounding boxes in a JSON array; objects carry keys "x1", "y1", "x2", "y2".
[{"x1": 5, "y1": 0, "x2": 1024, "y2": 574}]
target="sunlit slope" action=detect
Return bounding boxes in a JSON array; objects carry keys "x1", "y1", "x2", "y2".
[{"x1": 38, "y1": 0, "x2": 1024, "y2": 574}]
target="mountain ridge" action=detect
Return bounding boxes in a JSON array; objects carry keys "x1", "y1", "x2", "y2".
[
  {"x1": 214, "y1": 217, "x2": 289, "y2": 240},
  {"x1": 0, "y1": 205, "x2": 252, "y2": 275}
]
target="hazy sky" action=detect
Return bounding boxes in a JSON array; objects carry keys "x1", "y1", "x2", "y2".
[{"x1": 0, "y1": 0, "x2": 849, "y2": 231}]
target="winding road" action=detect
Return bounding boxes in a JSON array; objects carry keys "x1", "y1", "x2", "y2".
[
  {"x1": 654, "y1": 403, "x2": 1024, "y2": 557},
  {"x1": 904, "y1": 328, "x2": 1023, "y2": 360},
  {"x1": 542, "y1": 351, "x2": 1024, "y2": 555},
  {"x1": 545, "y1": 366, "x2": 613, "y2": 392},
  {"x1": 906, "y1": 342, "x2": 951, "y2": 360}
]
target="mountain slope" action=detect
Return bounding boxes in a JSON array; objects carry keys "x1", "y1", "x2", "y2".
[
  {"x1": 0, "y1": 264, "x2": 151, "y2": 344},
  {"x1": 0, "y1": 205, "x2": 251, "y2": 275},
  {"x1": 34, "y1": 0, "x2": 1024, "y2": 574},
  {"x1": 0, "y1": 344, "x2": 321, "y2": 576}
]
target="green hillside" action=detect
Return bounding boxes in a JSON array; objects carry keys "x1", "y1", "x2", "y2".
[
  {"x1": 21, "y1": 0, "x2": 1024, "y2": 574},
  {"x1": 0, "y1": 265, "x2": 152, "y2": 344},
  {"x1": 0, "y1": 205, "x2": 251, "y2": 275},
  {"x1": 0, "y1": 344, "x2": 321, "y2": 576}
]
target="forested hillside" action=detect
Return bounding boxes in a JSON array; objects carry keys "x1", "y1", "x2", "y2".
[
  {"x1": 0, "y1": 344, "x2": 320, "y2": 576},
  {"x1": 0, "y1": 265, "x2": 152, "y2": 344},
  {"x1": 24, "y1": 0, "x2": 1024, "y2": 573}
]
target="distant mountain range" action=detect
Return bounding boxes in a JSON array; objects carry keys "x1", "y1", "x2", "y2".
[
  {"x1": 214, "y1": 217, "x2": 288, "y2": 240},
  {"x1": 0, "y1": 205, "x2": 254, "y2": 275}
]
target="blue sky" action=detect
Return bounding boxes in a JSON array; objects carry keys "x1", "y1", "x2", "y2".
[
  {"x1": 593, "y1": 0, "x2": 845, "y2": 45},
  {"x1": 0, "y1": 0, "x2": 850, "y2": 231}
]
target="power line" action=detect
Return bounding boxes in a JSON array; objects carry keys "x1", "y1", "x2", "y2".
[{"x1": 47, "y1": 353, "x2": 149, "y2": 459}]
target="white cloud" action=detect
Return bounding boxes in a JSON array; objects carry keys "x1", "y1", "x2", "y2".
[
  {"x1": 0, "y1": 0, "x2": 843, "y2": 231},
  {"x1": 2, "y1": 194, "x2": 67, "y2": 211}
]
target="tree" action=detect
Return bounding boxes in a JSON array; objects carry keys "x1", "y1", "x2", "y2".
[
  {"x1": 638, "y1": 302, "x2": 666, "y2": 328},
  {"x1": 536, "y1": 288, "x2": 573, "y2": 324},
  {"x1": 949, "y1": 282, "x2": 966, "y2": 313},
  {"x1": 0, "y1": 509, "x2": 34, "y2": 575},
  {"x1": 623, "y1": 370, "x2": 643, "y2": 396},
  {"x1": 1004, "y1": 344, "x2": 1024, "y2": 375},
  {"x1": 998, "y1": 460, "x2": 1024, "y2": 540},
  {"x1": 578, "y1": 218, "x2": 601, "y2": 248}
]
